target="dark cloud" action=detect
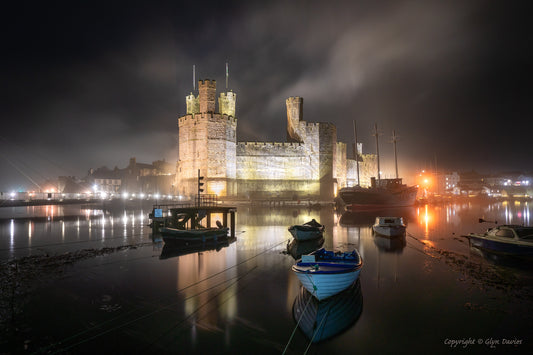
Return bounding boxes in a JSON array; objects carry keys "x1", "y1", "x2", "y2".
[{"x1": 1, "y1": 0, "x2": 532, "y2": 190}]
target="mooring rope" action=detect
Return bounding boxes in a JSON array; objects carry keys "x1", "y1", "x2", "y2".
[
  {"x1": 282, "y1": 290, "x2": 314, "y2": 355},
  {"x1": 305, "y1": 306, "x2": 330, "y2": 354}
]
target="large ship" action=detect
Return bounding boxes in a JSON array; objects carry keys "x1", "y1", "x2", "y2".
[
  {"x1": 339, "y1": 123, "x2": 418, "y2": 210},
  {"x1": 339, "y1": 177, "x2": 418, "y2": 210}
]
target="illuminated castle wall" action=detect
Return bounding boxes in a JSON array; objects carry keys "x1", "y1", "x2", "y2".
[{"x1": 176, "y1": 79, "x2": 375, "y2": 199}]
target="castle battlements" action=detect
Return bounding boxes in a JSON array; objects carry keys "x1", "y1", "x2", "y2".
[
  {"x1": 198, "y1": 79, "x2": 216, "y2": 88},
  {"x1": 237, "y1": 141, "x2": 303, "y2": 147},
  {"x1": 179, "y1": 112, "x2": 237, "y2": 124}
]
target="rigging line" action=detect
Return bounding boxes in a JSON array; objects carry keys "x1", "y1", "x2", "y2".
[
  {"x1": 39, "y1": 240, "x2": 285, "y2": 353},
  {"x1": 0, "y1": 153, "x2": 42, "y2": 190},
  {"x1": 37, "y1": 239, "x2": 285, "y2": 353},
  {"x1": 0, "y1": 142, "x2": 57, "y2": 183},
  {"x1": 305, "y1": 307, "x2": 330, "y2": 354},
  {"x1": 42, "y1": 271, "x2": 245, "y2": 355},
  {"x1": 282, "y1": 292, "x2": 315, "y2": 355},
  {"x1": 144, "y1": 265, "x2": 259, "y2": 351},
  {"x1": 0, "y1": 134, "x2": 78, "y2": 176},
  {"x1": 52, "y1": 267, "x2": 256, "y2": 355}
]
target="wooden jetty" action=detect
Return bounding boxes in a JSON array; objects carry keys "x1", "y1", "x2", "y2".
[{"x1": 149, "y1": 194, "x2": 237, "y2": 237}]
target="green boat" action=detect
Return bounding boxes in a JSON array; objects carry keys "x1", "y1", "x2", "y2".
[{"x1": 160, "y1": 226, "x2": 229, "y2": 244}]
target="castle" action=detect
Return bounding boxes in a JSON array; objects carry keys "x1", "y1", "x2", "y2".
[{"x1": 176, "y1": 79, "x2": 376, "y2": 199}]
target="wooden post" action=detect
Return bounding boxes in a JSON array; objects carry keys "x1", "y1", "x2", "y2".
[{"x1": 230, "y1": 211, "x2": 235, "y2": 238}]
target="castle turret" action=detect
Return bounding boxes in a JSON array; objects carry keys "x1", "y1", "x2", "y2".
[
  {"x1": 198, "y1": 79, "x2": 216, "y2": 113},
  {"x1": 286, "y1": 97, "x2": 304, "y2": 143},
  {"x1": 219, "y1": 91, "x2": 236, "y2": 117},
  {"x1": 186, "y1": 93, "x2": 199, "y2": 115}
]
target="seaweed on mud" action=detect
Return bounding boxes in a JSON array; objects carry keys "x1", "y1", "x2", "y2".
[
  {"x1": 406, "y1": 233, "x2": 533, "y2": 303},
  {"x1": 0, "y1": 242, "x2": 152, "y2": 351}
]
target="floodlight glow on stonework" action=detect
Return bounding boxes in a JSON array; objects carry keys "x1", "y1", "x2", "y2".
[{"x1": 208, "y1": 181, "x2": 226, "y2": 196}]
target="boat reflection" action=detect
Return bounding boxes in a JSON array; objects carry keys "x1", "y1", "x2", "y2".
[
  {"x1": 292, "y1": 279, "x2": 363, "y2": 343},
  {"x1": 339, "y1": 211, "x2": 376, "y2": 227},
  {"x1": 373, "y1": 234, "x2": 406, "y2": 253},
  {"x1": 286, "y1": 237, "x2": 325, "y2": 260},
  {"x1": 159, "y1": 236, "x2": 237, "y2": 260},
  {"x1": 469, "y1": 245, "x2": 533, "y2": 269},
  {"x1": 339, "y1": 207, "x2": 416, "y2": 227}
]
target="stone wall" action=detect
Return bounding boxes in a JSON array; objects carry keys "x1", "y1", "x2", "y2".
[
  {"x1": 235, "y1": 179, "x2": 320, "y2": 199},
  {"x1": 336, "y1": 142, "x2": 347, "y2": 190},
  {"x1": 318, "y1": 122, "x2": 337, "y2": 198},
  {"x1": 236, "y1": 142, "x2": 315, "y2": 180}
]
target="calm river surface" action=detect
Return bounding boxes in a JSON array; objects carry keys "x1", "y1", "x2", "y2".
[{"x1": 1, "y1": 201, "x2": 532, "y2": 354}]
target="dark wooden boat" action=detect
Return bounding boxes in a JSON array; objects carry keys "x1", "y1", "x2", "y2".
[
  {"x1": 160, "y1": 226, "x2": 229, "y2": 244},
  {"x1": 288, "y1": 219, "x2": 325, "y2": 241}
]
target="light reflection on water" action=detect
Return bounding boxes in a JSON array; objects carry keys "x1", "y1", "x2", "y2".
[
  {"x1": 0, "y1": 205, "x2": 151, "y2": 260},
  {"x1": 1, "y1": 201, "x2": 532, "y2": 353}
]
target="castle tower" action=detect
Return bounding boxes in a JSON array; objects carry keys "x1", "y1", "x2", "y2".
[
  {"x1": 286, "y1": 97, "x2": 304, "y2": 143},
  {"x1": 198, "y1": 79, "x2": 216, "y2": 113},
  {"x1": 219, "y1": 91, "x2": 236, "y2": 117},
  {"x1": 186, "y1": 93, "x2": 199, "y2": 115},
  {"x1": 177, "y1": 79, "x2": 237, "y2": 197}
]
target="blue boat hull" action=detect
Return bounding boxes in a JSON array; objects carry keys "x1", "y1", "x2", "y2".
[
  {"x1": 469, "y1": 236, "x2": 533, "y2": 256},
  {"x1": 292, "y1": 248, "x2": 363, "y2": 300}
]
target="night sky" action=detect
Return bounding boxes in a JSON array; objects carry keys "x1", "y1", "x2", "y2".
[{"x1": 1, "y1": 0, "x2": 532, "y2": 191}]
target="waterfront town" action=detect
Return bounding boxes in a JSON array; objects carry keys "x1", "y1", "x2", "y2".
[{"x1": 2, "y1": 78, "x2": 532, "y2": 204}]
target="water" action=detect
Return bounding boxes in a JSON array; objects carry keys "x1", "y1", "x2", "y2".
[{"x1": 1, "y1": 201, "x2": 532, "y2": 354}]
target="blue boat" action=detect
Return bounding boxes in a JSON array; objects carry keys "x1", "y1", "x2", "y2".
[
  {"x1": 292, "y1": 248, "x2": 363, "y2": 301},
  {"x1": 467, "y1": 225, "x2": 533, "y2": 257}
]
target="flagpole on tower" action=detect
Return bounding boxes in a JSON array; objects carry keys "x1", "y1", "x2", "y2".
[
  {"x1": 225, "y1": 61, "x2": 229, "y2": 90},
  {"x1": 193, "y1": 64, "x2": 196, "y2": 90}
]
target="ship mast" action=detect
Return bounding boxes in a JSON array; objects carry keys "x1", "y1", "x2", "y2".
[
  {"x1": 353, "y1": 120, "x2": 360, "y2": 186},
  {"x1": 373, "y1": 123, "x2": 381, "y2": 184},
  {"x1": 392, "y1": 130, "x2": 399, "y2": 179}
]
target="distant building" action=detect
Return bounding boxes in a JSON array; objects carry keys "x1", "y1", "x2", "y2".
[
  {"x1": 87, "y1": 158, "x2": 176, "y2": 196},
  {"x1": 88, "y1": 167, "x2": 122, "y2": 194}
]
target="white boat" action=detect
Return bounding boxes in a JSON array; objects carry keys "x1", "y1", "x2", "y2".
[
  {"x1": 288, "y1": 219, "x2": 325, "y2": 241},
  {"x1": 466, "y1": 224, "x2": 533, "y2": 258},
  {"x1": 292, "y1": 248, "x2": 363, "y2": 301},
  {"x1": 372, "y1": 216, "x2": 406, "y2": 237}
]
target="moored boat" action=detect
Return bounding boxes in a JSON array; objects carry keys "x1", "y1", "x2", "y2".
[
  {"x1": 466, "y1": 224, "x2": 533, "y2": 257},
  {"x1": 340, "y1": 124, "x2": 417, "y2": 210},
  {"x1": 372, "y1": 216, "x2": 406, "y2": 237},
  {"x1": 339, "y1": 179, "x2": 418, "y2": 210},
  {"x1": 160, "y1": 226, "x2": 229, "y2": 245},
  {"x1": 292, "y1": 248, "x2": 363, "y2": 301},
  {"x1": 288, "y1": 219, "x2": 325, "y2": 241}
]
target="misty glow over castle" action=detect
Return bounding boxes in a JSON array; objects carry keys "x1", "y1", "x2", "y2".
[{"x1": 176, "y1": 79, "x2": 376, "y2": 199}]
